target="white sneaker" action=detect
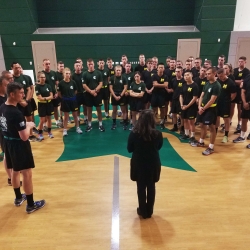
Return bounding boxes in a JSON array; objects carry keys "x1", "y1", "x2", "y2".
[
  {"x1": 63, "y1": 130, "x2": 68, "y2": 136},
  {"x1": 76, "y1": 127, "x2": 83, "y2": 134}
]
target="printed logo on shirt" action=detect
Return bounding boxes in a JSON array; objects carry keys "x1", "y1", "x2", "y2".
[
  {"x1": 22, "y1": 81, "x2": 26, "y2": 85},
  {"x1": 223, "y1": 84, "x2": 227, "y2": 89},
  {"x1": 120, "y1": 80, "x2": 123, "y2": 83},
  {"x1": 46, "y1": 88, "x2": 49, "y2": 91},
  {"x1": 239, "y1": 73, "x2": 242, "y2": 77},
  {"x1": 201, "y1": 81, "x2": 206, "y2": 85},
  {"x1": 0, "y1": 115, "x2": 7, "y2": 131},
  {"x1": 35, "y1": 90, "x2": 39, "y2": 94},
  {"x1": 160, "y1": 78, "x2": 164, "y2": 82},
  {"x1": 51, "y1": 76, "x2": 55, "y2": 80},
  {"x1": 178, "y1": 82, "x2": 182, "y2": 87},
  {"x1": 19, "y1": 121, "x2": 25, "y2": 127},
  {"x1": 128, "y1": 77, "x2": 131, "y2": 80},
  {"x1": 70, "y1": 86, "x2": 73, "y2": 89},
  {"x1": 104, "y1": 72, "x2": 107, "y2": 76},
  {"x1": 138, "y1": 87, "x2": 141, "y2": 90},
  {"x1": 172, "y1": 72, "x2": 176, "y2": 76},
  {"x1": 188, "y1": 87, "x2": 192, "y2": 92},
  {"x1": 144, "y1": 67, "x2": 147, "y2": 71},
  {"x1": 93, "y1": 76, "x2": 96, "y2": 80},
  {"x1": 151, "y1": 73, "x2": 154, "y2": 76},
  {"x1": 111, "y1": 71, "x2": 114, "y2": 75},
  {"x1": 208, "y1": 88, "x2": 211, "y2": 93}
]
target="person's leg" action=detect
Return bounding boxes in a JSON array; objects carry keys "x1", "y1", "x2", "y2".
[
  {"x1": 54, "y1": 106, "x2": 59, "y2": 121},
  {"x1": 112, "y1": 105, "x2": 117, "y2": 125},
  {"x1": 189, "y1": 119, "x2": 195, "y2": 138},
  {"x1": 72, "y1": 111, "x2": 79, "y2": 128},
  {"x1": 159, "y1": 107, "x2": 165, "y2": 122},
  {"x1": 237, "y1": 104, "x2": 242, "y2": 126},
  {"x1": 132, "y1": 111, "x2": 137, "y2": 126},
  {"x1": 96, "y1": 106, "x2": 104, "y2": 129},
  {"x1": 63, "y1": 112, "x2": 69, "y2": 129},
  {"x1": 87, "y1": 107, "x2": 93, "y2": 124},
  {"x1": 38, "y1": 117, "x2": 45, "y2": 139},
  {"x1": 146, "y1": 180, "x2": 155, "y2": 217},
  {"x1": 241, "y1": 118, "x2": 248, "y2": 136},
  {"x1": 209, "y1": 124, "x2": 216, "y2": 146},
  {"x1": 25, "y1": 116, "x2": 33, "y2": 136},
  {"x1": 230, "y1": 103, "x2": 235, "y2": 123},
  {"x1": 12, "y1": 170, "x2": 22, "y2": 202},
  {"x1": 224, "y1": 117, "x2": 230, "y2": 137},
  {"x1": 4, "y1": 156, "x2": 12, "y2": 182},
  {"x1": 121, "y1": 105, "x2": 127, "y2": 124},
  {"x1": 136, "y1": 179, "x2": 147, "y2": 218},
  {"x1": 104, "y1": 100, "x2": 109, "y2": 114}
]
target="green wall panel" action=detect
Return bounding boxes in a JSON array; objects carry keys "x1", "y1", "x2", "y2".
[
  {"x1": 202, "y1": 6, "x2": 236, "y2": 19},
  {"x1": 200, "y1": 18, "x2": 235, "y2": 31},
  {"x1": 203, "y1": 0, "x2": 236, "y2": 6}
]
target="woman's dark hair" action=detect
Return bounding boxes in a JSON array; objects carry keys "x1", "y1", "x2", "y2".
[
  {"x1": 7, "y1": 82, "x2": 23, "y2": 96},
  {"x1": 133, "y1": 109, "x2": 157, "y2": 141}
]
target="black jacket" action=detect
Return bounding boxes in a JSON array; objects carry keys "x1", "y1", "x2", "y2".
[{"x1": 127, "y1": 130, "x2": 163, "y2": 182}]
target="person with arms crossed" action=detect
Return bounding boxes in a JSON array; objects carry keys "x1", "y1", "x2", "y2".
[{"x1": 0, "y1": 82, "x2": 45, "y2": 213}]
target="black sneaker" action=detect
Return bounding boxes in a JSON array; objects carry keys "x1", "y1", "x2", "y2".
[
  {"x1": 85, "y1": 125, "x2": 92, "y2": 132},
  {"x1": 202, "y1": 147, "x2": 214, "y2": 156},
  {"x1": 190, "y1": 140, "x2": 205, "y2": 147},
  {"x1": 180, "y1": 134, "x2": 190, "y2": 140},
  {"x1": 14, "y1": 194, "x2": 27, "y2": 206},
  {"x1": 233, "y1": 136, "x2": 245, "y2": 143},
  {"x1": 179, "y1": 130, "x2": 184, "y2": 135},
  {"x1": 26, "y1": 200, "x2": 46, "y2": 214},
  {"x1": 247, "y1": 133, "x2": 250, "y2": 140},
  {"x1": 99, "y1": 125, "x2": 105, "y2": 132},
  {"x1": 129, "y1": 124, "x2": 134, "y2": 131},
  {"x1": 189, "y1": 137, "x2": 195, "y2": 143},
  {"x1": 177, "y1": 117, "x2": 181, "y2": 126},
  {"x1": 169, "y1": 127, "x2": 178, "y2": 132},
  {"x1": 233, "y1": 129, "x2": 241, "y2": 134},
  {"x1": 32, "y1": 127, "x2": 39, "y2": 134},
  {"x1": 160, "y1": 123, "x2": 165, "y2": 130},
  {"x1": 123, "y1": 124, "x2": 127, "y2": 130},
  {"x1": 83, "y1": 119, "x2": 88, "y2": 125},
  {"x1": 111, "y1": 123, "x2": 116, "y2": 130},
  {"x1": 220, "y1": 123, "x2": 225, "y2": 128},
  {"x1": 246, "y1": 144, "x2": 250, "y2": 149}
]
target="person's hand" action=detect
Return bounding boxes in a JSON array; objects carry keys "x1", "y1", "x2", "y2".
[
  {"x1": 19, "y1": 100, "x2": 28, "y2": 107},
  {"x1": 243, "y1": 102, "x2": 249, "y2": 110},
  {"x1": 196, "y1": 98, "x2": 199, "y2": 104},
  {"x1": 26, "y1": 122, "x2": 35, "y2": 128},
  {"x1": 89, "y1": 90, "x2": 95, "y2": 96},
  {"x1": 198, "y1": 107, "x2": 204, "y2": 115},
  {"x1": 54, "y1": 93, "x2": 58, "y2": 99},
  {"x1": 125, "y1": 92, "x2": 129, "y2": 96},
  {"x1": 115, "y1": 96, "x2": 120, "y2": 101},
  {"x1": 240, "y1": 81, "x2": 244, "y2": 88},
  {"x1": 182, "y1": 105, "x2": 187, "y2": 110}
]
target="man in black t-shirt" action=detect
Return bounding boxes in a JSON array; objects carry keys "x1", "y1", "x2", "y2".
[
  {"x1": 232, "y1": 56, "x2": 250, "y2": 134},
  {"x1": 121, "y1": 55, "x2": 133, "y2": 74},
  {"x1": 152, "y1": 56, "x2": 158, "y2": 73},
  {"x1": 134, "y1": 54, "x2": 147, "y2": 73},
  {"x1": 151, "y1": 63, "x2": 168, "y2": 129},
  {"x1": 233, "y1": 74, "x2": 250, "y2": 146},
  {"x1": 216, "y1": 68, "x2": 236, "y2": 143},
  {"x1": 56, "y1": 61, "x2": 64, "y2": 82},
  {"x1": 183, "y1": 59, "x2": 192, "y2": 76},
  {"x1": 0, "y1": 82, "x2": 45, "y2": 213},
  {"x1": 191, "y1": 58, "x2": 202, "y2": 78}
]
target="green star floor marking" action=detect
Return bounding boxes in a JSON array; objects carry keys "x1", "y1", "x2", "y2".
[{"x1": 57, "y1": 119, "x2": 196, "y2": 172}]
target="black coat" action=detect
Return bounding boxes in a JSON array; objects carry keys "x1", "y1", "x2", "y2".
[{"x1": 127, "y1": 130, "x2": 163, "y2": 182}]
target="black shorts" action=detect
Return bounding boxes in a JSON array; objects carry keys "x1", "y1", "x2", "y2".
[
  {"x1": 38, "y1": 101, "x2": 54, "y2": 117},
  {"x1": 84, "y1": 92, "x2": 103, "y2": 107},
  {"x1": 181, "y1": 104, "x2": 197, "y2": 120},
  {"x1": 100, "y1": 87, "x2": 110, "y2": 101},
  {"x1": 231, "y1": 90, "x2": 242, "y2": 104},
  {"x1": 196, "y1": 107, "x2": 217, "y2": 125},
  {"x1": 52, "y1": 97, "x2": 61, "y2": 107},
  {"x1": 241, "y1": 105, "x2": 250, "y2": 120},
  {"x1": 217, "y1": 101, "x2": 231, "y2": 118},
  {"x1": 4, "y1": 139, "x2": 35, "y2": 171},
  {"x1": 151, "y1": 92, "x2": 165, "y2": 108},
  {"x1": 111, "y1": 93, "x2": 127, "y2": 106},
  {"x1": 130, "y1": 97, "x2": 145, "y2": 112},
  {"x1": 30, "y1": 98, "x2": 37, "y2": 111},
  {"x1": 165, "y1": 92, "x2": 173, "y2": 102},
  {"x1": 17, "y1": 102, "x2": 33, "y2": 117},
  {"x1": 76, "y1": 92, "x2": 86, "y2": 106},
  {"x1": 61, "y1": 98, "x2": 79, "y2": 112},
  {"x1": 144, "y1": 92, "x2": 152, "y2": 103},
  {"x1": 171, "y1": 99, "x2": 181, "y2": 114}
]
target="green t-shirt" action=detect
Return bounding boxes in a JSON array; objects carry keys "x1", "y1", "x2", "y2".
[
  {"x1": 129, "y1": 81, "x2": 146, "y2": 93},
  {"x1": 57, "y1": 80, "x2": 77, "y2": 98},
  {"x1": 123, "y1": 72, "x2": 134, "y2": 90},
  {"x1": 72, "y1": 72, "x2": 84, "y2": 93},
  {"x1": 109, "y1": 75, "x2": 127, "y2": 93},
  {"x1": 82, "y1": 70, "x2": 103, "y2": 90},
  {"x1": 14, "y1": 74, "x2": 31, "y2": 97},
  {"x1": 202, "y1": 81, "x2": 221, "y2": 106},
  {"x1": 35, "y1": 83, "x2": 52, "y2": 98},
  {"x1": 97, "y1": 68, "x2": 110, "y2": 87},
  {"x1": 42, "y1": 70, "x2": 58, "y2": 94}
]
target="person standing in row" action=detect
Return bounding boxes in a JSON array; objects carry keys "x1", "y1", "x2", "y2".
[
  {"x1": 57, "y1": 68, "x2": 82, "y2": 136},
  {"x1": 127, "y1": 109, "x2": 163, "y2": 219},
  {"x1": 0, "y1": 82, "x2": 45, "y2": 213}
]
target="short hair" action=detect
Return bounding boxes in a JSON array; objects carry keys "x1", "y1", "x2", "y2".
[
  {"x1": 98, "y1": 59, "x2": 105, "y2": 62},
  {"x1": 219, "y1": 55, "x2": 226, "y2": 59},
  {"x1": 11, "y1": 62, "x2": 19, "y2": 68},
  {"x1": 125, "y1": 61, "x2": 131, "y2": 65},
  {"x1": 206, "y1": 67, "x2": 217, "y2": 74},
  {"x1": 87, "y1": 58, "x2": 94, "y2": 63},
  {"x1": 176, "y1": 66, "x2": 183, "y2": 71},
  {"x1": 239, "y1": 56, "x2": 247, "y2": 61},
  {"x1": 37, "y1": 71, "x2": 45, "y2": 78},
  {"x1": 166, "y1": 56, "x2": 172, "y2": 60},
  {"x1": 107, "y1": 57, "x2": 113, "y2": 61},
  {"x1": 75, "y1": 60, "x2": 81, "y2": 64},
  {"x1": 146, "y1": 58, "x2": 153, "y2": 64},
  {"x1": 76, "y1": 57, "x2": 82, "y2": 61},
  {"x1": 134, "y1": 71, "x2": 141, "y2": 76},
  {"x1": 176, "y1": 60, "x2": 183, "y2": 65},
  {"x1": 7, "y1": 82, "x2": 23, "y2": 96},
  {"x1": 157, "y1": 62, "x2": 165, "y2": 66},
  {"x1": 189, "y1": 56, "x2": 194, "y2": 58},
  {"x1": 185, "y1": 59, "x2": 192, "y2": 63},
  {"x1": 121, "y1": 55, "x2": 127, "y2": 58},
  {"x1": 43, "y1": 58, "x2": 50, "y2": 62},
  {"x1": 139, "y1": 54, "x2": 145, "y2": 57},
  {"x1": 184, "y1": 70, "x2": 192, "y2": 74},
  {"x1": 63, "y1": 67, "x2": 71, "y2": 74},
  {"x1": 115, "y1": 65, "x2": 122, "y2": 70},
  {"x1": 195, "y1": 57, "x2": 202, "y2": 61},
  {"x1": 152, "y1": 56, "x2": 158, "y2": 60},
  {"x1": 217, "y1": 68, "x2": 225, "y2": 74},
  {"x1": 57, "y1": 61, "x2": 64, "y2": 65},
  {"x1": 204, "y1": 60, "x2": 212, "y2": 65},
  {"x1": 170, "y1": 58, "x2": 176, "y2": 61},
  {"x1": 1, "y1": 70, "x2": 12, "y2": 77}
]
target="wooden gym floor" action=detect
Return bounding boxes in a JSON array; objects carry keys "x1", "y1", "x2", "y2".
[{"x1": 1, "y1": 109, "x2": 250, "y2": 250}]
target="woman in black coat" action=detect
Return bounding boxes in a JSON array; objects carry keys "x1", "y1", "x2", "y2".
[{"x1": 127, "y1": 109, "x2": 163, "y2": 219}]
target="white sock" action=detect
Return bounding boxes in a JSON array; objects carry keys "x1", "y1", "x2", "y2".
[
  {"x1": 77, "y1": 116, "x2": 80, "y2": 120},
  {"x1": 239, "y1": 121, "x2": 242, "y2": 125},
  {"x1": 55, "y1": 120, "x2": 58, "y2": 124},
  {"x1": 191, "y1": 132, "x2": 195, "y2": 137},
  {"x1": 200, "y1": 138, "x2": 204, "y2": 143},
  {"x1": 240, "y1": 131, "x2": 245, "y2": 138},
  {"x1": 185, "y1": 129, "x2": 189, "y2": 136},
  {"x1": 88, "y1": 122, "x2": 91, "y2": 127},
  {"x1": 160, "y1": 119, "x2": 164, "y2": 124},
  {"x1": 209, "y1": 144, "x2": 214, "y2": 149},
  {"x1": 63, "y1": 129, "x2": 67, "y2": 132},
  {"x1": 99, "y1": 121, "x2": 102, "y2": 126}
]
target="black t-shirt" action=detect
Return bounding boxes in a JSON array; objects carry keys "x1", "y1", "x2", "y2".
[
  {"x1": 134, "y1": 64, "x2": 147, "y2": 73},
  {"x1": 72, "y1": 72, "x2": 84, "y2": 93},
  {"x1": 109, "y1": 75, "x2": 128, "y2": 93},
  {"x1": 107, "y1": 67, "x2": 115, "y2": 77},
  {"x1": 122, "y1": 72, "x2": 134, "y2": 90},
  {"x1": 56, "y1": 71, "x2": 63, "y2": 82},
  {"x1": 0, "y1": 95, "x2": 7, "y2": 106},
  {"x1": 228, "y1": 74, "x2": 235, "y2": 82},
  {"x1": 0, "y1": 103, "x2": 26, "y2": 138},
  {"x1": 181, "y1": 82, "x2": 199, "y2": 105},
  {"x1": 58, "y1": 80, "x2": 77, "y2": 98},
  {"x1": 97, "y1": 68, "x2": 110, "y2": 87},
  {"x1": 169, "y1": 77, "x2": 185, "y2": 100},
  {"x1": 35, "y1": 83, "x2": 52, "y2": 98},
  {"x1": 141, "y1": 70, "x2": 154, "y2": 89},
  {"x1": 233, "y1": 67, "x2": 250, "y2": 81},
  {"x1": 191, "y1": 67, "x2": 200, "y2": 78},
  {"x1": 193, "y1": 76, "x2": 207, "y2": 98},
  {"x1": 151, "y1": 74, "x2": 168, "y2": 94},
  {"x1": 164, "y1": 68, "x2": 176, "y2": 83},
  {"x1": 14, "y1": 74, "x2": 31, "y2": 97},
  {"x1": 121, "y1": 65, "x2": 133, "y2": 74},
  {"x1": 42, "y1": 70, "x2": 58, "y2": 94},
  {"x1": 242, "y1": 74, "x2": 250, "y2": 102},
  {"x1": 217, "y1": 77, "x2": 236, "y2": 102}
]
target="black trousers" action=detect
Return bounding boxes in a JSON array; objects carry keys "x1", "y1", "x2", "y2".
[{"x1": 136, "y1": 177, "x2": 156, "y2": 218}]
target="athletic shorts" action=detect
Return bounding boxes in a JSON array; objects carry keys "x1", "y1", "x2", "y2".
[
  {"x1": 17, "y1": 102, "x2": 33, "y2": 117},
  {"x1": 196, "y1": 107, "x2": 217, "y2": 125},
  {"x1": 143, "y1": 92, "x2": 152, "y2": 103},
  {"x1": 76, "y1": 92, "x2": 86, "y2": 106},
  {"x1": 38, "y1": 101, "x2": 54, "y2": 117},
  {"x1": 181, "y1": 104, "x2": 197, "y2": 120},
  {"x1": 129, "y1": 97, "x2": 145, "y2": 112},
  {"x1": 30, "y1": 98, "x2": 37, "y2": 111},
  {"x1": 100, "y1": 87, "x2": 109, "y2": 101},
  {"x1": 217, "y1": 101, "x2": 231, "y2": 118},
  {"x1": 111, "y1": 93, "x2": 127, "y2": 106},
  {"x1": 231, "y1": 90, "x2": 242, "y2": 104},
  {"x1": 61, "y1": 98, "x2": 79, "y2": 112},
  {"x1": 241, "y1": 104, "x2": 250, "y2": 120},
  {"x1": 52, "y1": 97, "x2": 61, "y2": 107},
  {"x1": 171, "y1": 99, "x2": 181, "y2": 114},
  {"x1": 165, "y1": 92, "x2": 173, "y2": 102},
  {"x1": 151, "y1": 92, "x2": 165, "y2": 108},
  {"x1": 4, "y1": 139, "x2": 35, "y2": 171},
  {"x1": 84, "y1": 92, "x2": 103, "y2": 107}
]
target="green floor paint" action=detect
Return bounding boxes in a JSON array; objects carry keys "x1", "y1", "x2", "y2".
[{"x1": 57, "y1": 120, "x2": 196, "y2": 172}]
